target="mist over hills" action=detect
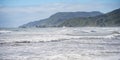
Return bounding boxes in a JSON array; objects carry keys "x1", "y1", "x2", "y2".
[{"x1": 19, "y1": 8, "x2": 120, "y2": 28}]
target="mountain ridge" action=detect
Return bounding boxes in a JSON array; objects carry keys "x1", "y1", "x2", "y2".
[
  {"x1": 19, "y1": 11, "x2": 103, "y2": 28},
  {"x1": 59, "y1": 8, "x2": 120, "y2": 27},
  {"x1": 19, "y1": 8, "x2": 120, "y2": 28}
]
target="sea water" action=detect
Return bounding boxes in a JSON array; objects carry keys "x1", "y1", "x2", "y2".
[{"x1": 0, "y1": 27, "x2": 120, "y2": 60}]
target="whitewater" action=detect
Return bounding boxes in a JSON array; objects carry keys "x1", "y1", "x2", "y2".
[{"x1": 0, "y1": 27, "x2": 120, "y2": 60}]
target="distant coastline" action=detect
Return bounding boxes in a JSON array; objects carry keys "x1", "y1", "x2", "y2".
[{"x1": 19, "y1": 8, "x2": 120, "y2": 28}]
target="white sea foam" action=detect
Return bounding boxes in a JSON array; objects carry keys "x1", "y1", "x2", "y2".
[
  {"x1": 0, "y1": 30, "x2": 12, "y2": 34},
  {"x1": 45, "y1": 54, "x2": 120, "y2": 60},
  {"x1": 0, "y1": 27, "x2": 120, "y2": 60},
  {"x1": 2, "y1": 54, "x2": 120, "y2": 60},
  {"x1": 1, "y1": 33, "x2": 119, "y2": 43},
  {"x1": 0, "y1": 27, "x2": 120, "y2": 43}
]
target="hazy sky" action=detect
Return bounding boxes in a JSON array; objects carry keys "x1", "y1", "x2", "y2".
[{"x1": 0, "y1": 0, "x2": 120, "y2": 27}]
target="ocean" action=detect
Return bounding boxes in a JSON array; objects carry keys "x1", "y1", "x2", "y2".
[{"x1": 0, "y1": 27, "x2": 120, "y2": 60}]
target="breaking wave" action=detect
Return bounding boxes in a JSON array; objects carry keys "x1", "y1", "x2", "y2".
[
  {"x1": 0, "y1": 27, "x2": 120, "y2": 45},
  {"x1": 1, "y1": 54, "x2": 120, "y2": 60},
  {"x1": 0, "y1": 30, "x2": 12, "y2": 34},
  {"x1": 0, "y1": 27, "x2": 120, "y2": 60},
  {"x1": 0, "y1": 32, "x2": 120, "y2": 45}
]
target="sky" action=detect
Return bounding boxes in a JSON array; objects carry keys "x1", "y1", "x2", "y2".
[{"x1": 0, "y1": 0, "x2": 120, "y2": 27}]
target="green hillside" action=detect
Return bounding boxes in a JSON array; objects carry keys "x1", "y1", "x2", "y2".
[{"x1": 59, "y1": 8, "x2": 120, "y2": 27}]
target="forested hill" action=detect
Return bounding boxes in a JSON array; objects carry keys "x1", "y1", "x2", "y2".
[
  {"x1": 59, "y1": 8, "x2": 120, "y2": 27},
  {"x1": 19, "y1": 11, "x2": 103, "y2": 28},
  {"x1": 19, "y1": 8, "x2": 120, "y2": 28}
]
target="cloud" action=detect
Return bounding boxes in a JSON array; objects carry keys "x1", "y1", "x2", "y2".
[{"x1": 1, "y1": 2, "x2": 119, "y2": 14}]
